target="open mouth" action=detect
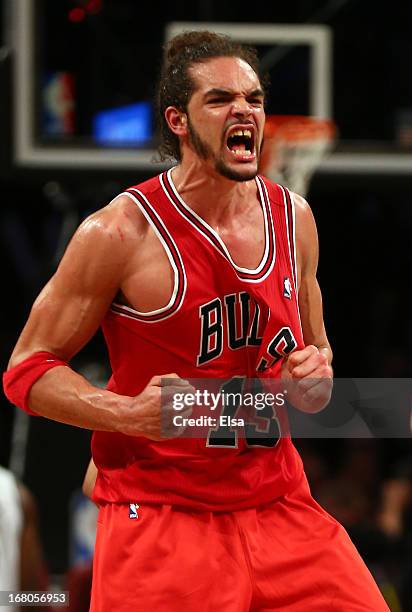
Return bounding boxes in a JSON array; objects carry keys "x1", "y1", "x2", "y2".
[{"x1": 226, "y1": 126, "x2": 255, "y2": 158}]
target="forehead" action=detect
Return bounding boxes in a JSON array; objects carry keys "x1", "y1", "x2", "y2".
[{"x1": 189, "y1": 56, "x2": 261, "y2": 94}]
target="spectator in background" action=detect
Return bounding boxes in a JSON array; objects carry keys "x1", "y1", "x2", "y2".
[
  {"x1": 0, "y1": 465, "x2": 50, "y2": 611},
  {"x1": 313, "y1": 445, "x2": 412, "y2": 612},
  {"x1": 377, "y1": 473, "x2": 412, "y2": 611}
]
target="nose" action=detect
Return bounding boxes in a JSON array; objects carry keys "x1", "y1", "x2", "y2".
[{"x1": 231, "y1": 96, "x2": 253, "y2": 118}]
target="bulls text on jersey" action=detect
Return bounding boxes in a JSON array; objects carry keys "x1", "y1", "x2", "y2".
[{"x1": 197, "y1": 291, "x2": 298, "y2": 371}]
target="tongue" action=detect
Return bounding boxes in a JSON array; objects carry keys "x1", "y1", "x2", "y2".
[{"x1": 231, "y1": 142, "x2": 246, "y2": 152}]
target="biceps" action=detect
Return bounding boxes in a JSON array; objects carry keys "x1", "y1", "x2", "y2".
[
  {"x1": 298, "y1": 276, "x2": 328, "y2": 347},
  {"x1": 11, "y1": 276, "x2": 116, "y2": 363}
]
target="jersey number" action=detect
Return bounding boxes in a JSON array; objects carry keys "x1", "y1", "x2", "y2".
[{"x1": 206, "y1": 377, "x2": 281, "y2": 448}]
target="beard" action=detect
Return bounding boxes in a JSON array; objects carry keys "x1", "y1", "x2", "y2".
[{"x1": 187, "y1": 117, "x2": 258, "y2": 182}]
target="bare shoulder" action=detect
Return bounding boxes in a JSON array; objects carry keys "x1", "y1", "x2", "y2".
[
  {"x1": 76, "y1": 193, "x2": 148, "y2": 247},
  {"x1": 33, "y1": 192, "x2": 152, "y2": 302},
  {"x1": 104, "y1": 192, "x2": 150, "y2": 233},
  {"x1": 291, "y1": 191, "x2": 317, "y2": 232},
  {"x1": 291, "y1": 192, "x2": 314, "y2": 220},
  {"x1": 291, "y1": 192, "x2": 319, "y2": 272},
  {"x1": 61, "y1": 193, "x2": 150, "y2": 269}
]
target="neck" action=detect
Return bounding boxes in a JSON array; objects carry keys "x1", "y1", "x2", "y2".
[{"x1": 171, "y1": 154, "x2": 257, "y2": 225}]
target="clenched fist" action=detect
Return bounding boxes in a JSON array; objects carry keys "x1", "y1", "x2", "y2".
[
  {"x1": 117, "y1": 373, "x2": 194, "y2": 440},
  {"x1": 282, "y1": 345, "x2": 333, "y2": 413}
]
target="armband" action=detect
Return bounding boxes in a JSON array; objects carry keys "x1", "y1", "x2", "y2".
[{"x1": 3, "y1": 351, "x2": 68, "y2": 415}]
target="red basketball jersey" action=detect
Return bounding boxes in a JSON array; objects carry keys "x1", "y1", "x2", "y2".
[{"x1": 92, "y1": 170, "x2": 305, "y2": 510}]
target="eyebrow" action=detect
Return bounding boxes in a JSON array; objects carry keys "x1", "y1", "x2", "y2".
[{"x1": 204, "y1": 87, "x2": 265, "y2": 99}]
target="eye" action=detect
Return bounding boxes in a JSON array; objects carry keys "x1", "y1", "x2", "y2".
[
  {"x1": 248, "y1": 97, "x2": 264, "y2": 106},
  {"x1": 208, "y1": 97, "x2": 229, "y2": 104}
]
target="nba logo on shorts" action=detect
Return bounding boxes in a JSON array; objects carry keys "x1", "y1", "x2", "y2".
[
  {"x1": 283, "y1": 277, "x2": 292, "y2": 299},
  {"x1": 129, "y1": 503, "x2": 139, "y2": 519}
]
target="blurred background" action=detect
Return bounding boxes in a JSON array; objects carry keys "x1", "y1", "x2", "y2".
[{"x1": 1, "y1": 1, "x2": 412, "y2": 610}]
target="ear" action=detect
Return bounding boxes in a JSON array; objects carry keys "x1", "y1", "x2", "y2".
[{"x1": 164, "y1": 106, "x2": 188, "y2": 137}]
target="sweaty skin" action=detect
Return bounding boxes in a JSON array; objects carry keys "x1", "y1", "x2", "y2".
[{"x1": 8, "y1": 55, "x2": 332, "y2": 438}]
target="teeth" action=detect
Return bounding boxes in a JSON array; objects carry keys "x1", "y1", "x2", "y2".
[
  {"x1": 230, "y1": 129, "x2": 253, "y2": 138},
  {"x1": 234, "y1": 149, "x2": 252, "y2": 156}
]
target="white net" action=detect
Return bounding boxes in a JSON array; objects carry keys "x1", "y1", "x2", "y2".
[{"x1": 260, "y1": 116, "x2": 336, "y2": 197}]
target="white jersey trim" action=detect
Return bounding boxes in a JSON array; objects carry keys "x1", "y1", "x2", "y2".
[
  {"x1": 161, "y1": 169, "x2": 276, "y2": 283},
  {"x1": 280, "y1": 186, "x2": 303, "y2": 336},
  {"x1": 110, "y1": 190, "x2": 187, "y2": 322}
]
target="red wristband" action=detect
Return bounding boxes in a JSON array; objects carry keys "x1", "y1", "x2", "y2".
[{"x1": 3, "y1": 351, "x2": 68, "y2": 415}]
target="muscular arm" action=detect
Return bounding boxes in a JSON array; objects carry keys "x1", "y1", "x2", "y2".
[
  {"x1": 282, "y1": 193, "x2": 333, "y2": 413},
  {"x1": 294, "y1": 193, "x2": 333, "y2": 366},
  {"x1": 8, "y1": 203, "x2": 131, "y2": 431},
  {"x1": 7, "y1": 198, "x2": 190, "y2": 438}
]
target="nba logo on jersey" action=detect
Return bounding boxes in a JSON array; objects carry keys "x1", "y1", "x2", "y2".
[
  {"x1": 129, "y1": 503, "x2": 139, "y2": 519},
  {"x1": 283, "y1": 277, "x2": 292, "y2": 299}
]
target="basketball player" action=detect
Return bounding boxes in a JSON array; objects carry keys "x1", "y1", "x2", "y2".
[{"x1": 4, "y1": 31, "x2": 389, "y2": 610}]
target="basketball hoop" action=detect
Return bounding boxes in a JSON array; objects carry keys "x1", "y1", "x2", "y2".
[{"x1": 260, "y1": 115, "x2": 336, "y2": 197}]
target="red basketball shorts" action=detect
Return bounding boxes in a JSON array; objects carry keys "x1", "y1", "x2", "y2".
[{"x1": 90, "y1": 475, "x2": 389, "y2": 611}]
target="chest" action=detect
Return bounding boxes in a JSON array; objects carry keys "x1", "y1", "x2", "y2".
[{"x1": 118, "y1": 210, "x2": 267, "y2": 314}]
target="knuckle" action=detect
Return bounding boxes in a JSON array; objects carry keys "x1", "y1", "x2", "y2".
[
  {"x1": 314, "y1": 355, "x2": 324, "y2": 367},
  {"x1": 149, "y1": 387, "x2": 161, "y2": 403},
  {"x1": 288, "y1": 354, "x2": 298, "y2": 366},
  {"x1": 322, "y1": 365, "x2": 333, "y2": 378}
]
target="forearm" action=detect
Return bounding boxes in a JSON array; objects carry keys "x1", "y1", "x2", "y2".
[
  {"x1": 27, "y1": 365, "x2": 131, "y2": 432},
  {"x1": 5, "y1": 353, "x2": 187, "y2": 440}
]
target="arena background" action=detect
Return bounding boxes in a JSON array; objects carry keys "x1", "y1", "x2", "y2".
[{"x1": 1, "y1": 1, "x2": 411, "y2": 609}]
